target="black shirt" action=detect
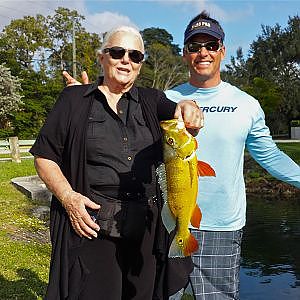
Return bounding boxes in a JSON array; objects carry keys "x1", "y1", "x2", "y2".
[{"x1": 86, "y1": 86, "x2": 157, "y2": 196}]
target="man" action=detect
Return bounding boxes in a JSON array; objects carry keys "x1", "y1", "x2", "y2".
[
  {"x1": 64, "y1": 11, "x2": 300, "y2": 299},
  {"x1": 164, "y1": 11, "x2": 300, "y2": 299}
]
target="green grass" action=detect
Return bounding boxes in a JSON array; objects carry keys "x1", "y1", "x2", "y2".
[
  {"x1": 0, "y1": 160, "x2": 50, "y2": 300},
  {"x1": 245, "y1": 142, "x2": 300, "y2": 196},
  {"x1": 0, "y1": 152, "x2": 33, "y2": 159},
  {"x1": 277, "y1": 143, "x2": 300, "y2": 162}
]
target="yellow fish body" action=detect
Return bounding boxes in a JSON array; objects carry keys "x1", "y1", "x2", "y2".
[{"x1": 156, "y1": 119, "x2": 215, "y2": 257}]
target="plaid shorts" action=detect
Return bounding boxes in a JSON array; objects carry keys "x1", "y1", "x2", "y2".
[{"x1": 186, "y1": 229, "x2": 243, "y2": 300}]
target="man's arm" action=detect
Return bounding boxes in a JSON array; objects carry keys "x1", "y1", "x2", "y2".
[{"x1": 246, "y1": 106, "x2": 300, "y2": 189}]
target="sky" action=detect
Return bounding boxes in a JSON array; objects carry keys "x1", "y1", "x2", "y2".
[{"x1": 0, "y1": 0, "x2": 299, "y2": 67}]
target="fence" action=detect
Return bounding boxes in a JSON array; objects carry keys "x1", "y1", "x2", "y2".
[{"x1": 0, "y1": 137, "x2": 35, "y2": 162}]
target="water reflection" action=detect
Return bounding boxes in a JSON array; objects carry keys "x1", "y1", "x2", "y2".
[{"x1": 240, "y1": 196, "x2": 300, "y2": 299}]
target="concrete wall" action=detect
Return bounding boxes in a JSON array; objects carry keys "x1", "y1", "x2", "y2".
[{"x1": 291, "y1": 127, "x2": 300, "y2": 139}]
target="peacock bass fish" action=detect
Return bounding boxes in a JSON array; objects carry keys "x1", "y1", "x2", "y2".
[{"x1": 156, "y1": 119, "x2": 216, "y2": 257}]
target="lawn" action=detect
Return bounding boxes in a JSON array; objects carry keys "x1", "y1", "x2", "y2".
[
  {"x1": 277, "y1": 142, "x2": 300, "y2": 162},
  {"x1": 0, "y1": 159, "x2": 50, "y2": 300}
]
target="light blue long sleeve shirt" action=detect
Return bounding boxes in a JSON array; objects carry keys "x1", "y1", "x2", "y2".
[{"x1": 165, "y1": 81, "x2": 300, "y2": 231}]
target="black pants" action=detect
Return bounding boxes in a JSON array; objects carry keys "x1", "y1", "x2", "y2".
[{"x1": 68, "y1": 202, "x2": 158, "y2": 300}]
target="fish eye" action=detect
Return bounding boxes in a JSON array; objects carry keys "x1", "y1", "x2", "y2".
[{"x1": 167, "y1": 137, "x2": 174, "y2": 145}]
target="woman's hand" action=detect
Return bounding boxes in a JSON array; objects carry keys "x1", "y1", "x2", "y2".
[
  {"x1": 34, "y1": 157, "x2": 100, "y2": 239},
  {"x1": 61, "y1": 190, "x2": 100, "y2": 239},
  {"x1": 174, "y1": 100, "x2": 204, "y2": 136}
]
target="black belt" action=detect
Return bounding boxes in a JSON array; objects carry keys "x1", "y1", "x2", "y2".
[{"x1": 90, "y1": 186, "x2": 155, "y2": 200}]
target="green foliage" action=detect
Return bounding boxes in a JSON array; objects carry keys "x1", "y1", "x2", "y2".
[
  {"x1": 224, "y1": 15, "x2": 300, "y2": 135},
  {"x1": 139, "y1": 28, "x2": 187, "y2": 90},
  {"x1": 291, "y1": 120, "x2": 300, "y2": 127},
  {"x1": 0, "y1": 15, "x2": 49, "y2": 73},
  {"x1": 0, "y1": 64, "x2": 23, "y2": 130},
  {"x1": 142, "y1": 27, "x2": 181, "y2": 55},
  {"x1": 244, "y1": 77, "x2": 282, "y2": 115},
  {"x1": 139, "y1": 42, "x2": 188, "y2": 90},
  {"x1": 0, "y1": 7, "x2": 102, "y2": 138}
]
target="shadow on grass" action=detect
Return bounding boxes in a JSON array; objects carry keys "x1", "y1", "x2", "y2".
[{"x1": 0, "y1": 268, "x2": 47, "y2": 299}]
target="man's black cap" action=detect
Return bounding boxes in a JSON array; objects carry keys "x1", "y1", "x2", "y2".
[{"x1": 184, "y1": 18, "x2": 225, "y2": 44}]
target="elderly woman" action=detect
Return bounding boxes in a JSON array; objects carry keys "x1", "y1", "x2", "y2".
[{"x1": 30, "y1": 26, "x2": 201, "y2": 300}]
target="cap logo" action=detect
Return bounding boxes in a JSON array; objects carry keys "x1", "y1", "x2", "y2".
[{"x1": 191, "y1": 21, "x2": 211, "y2": 31}]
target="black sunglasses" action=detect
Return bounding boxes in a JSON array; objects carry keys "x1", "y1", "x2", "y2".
[
  {"x1": 103, "y1": 46, "x2": 144, "y2": 64},
  {"x1": 185, "y1": 41, "x2": 222, "y2": 53}
]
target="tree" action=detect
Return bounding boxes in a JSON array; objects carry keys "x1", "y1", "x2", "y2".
[
  {"x1": 222, "y1": 47, "x2": 251, "y2": 88},
  {"x1": 0, "y1": 64, "x2": 23, "y2": 133},
  {"x1": 224, "y1": 15, "x2": 300, "y2": 134},
  {"x1": 0, "y1": 8, "x2": 102, "y2": 138},
  {"x1": 139, "y1": 28, "x2": 188, "y2": 90},
  {"x1": 142, "y1": 27, "x2": 181, "y2": 55},
  {"x1": 0, "y1": 15, "x2": 49, "y2": 75},
  {"x1": 138, "y1": 43, "x2": 188, "y2": 90}
]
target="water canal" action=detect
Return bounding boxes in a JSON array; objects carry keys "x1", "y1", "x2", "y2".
[{"x1": 240, "y1": 195, "x2": 300, "y2": 299}]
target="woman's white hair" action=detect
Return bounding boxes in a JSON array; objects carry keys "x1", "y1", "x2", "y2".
[{"x1": 97, "y1": 26, "x2": 144, "y2": 57}]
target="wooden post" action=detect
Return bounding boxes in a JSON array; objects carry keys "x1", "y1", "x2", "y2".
[{"x1": 9, "y1": 137, "x2": 21, "y2": 163}]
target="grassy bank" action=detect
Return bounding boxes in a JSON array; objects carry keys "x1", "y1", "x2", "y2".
[
  {"x1": 245, "y1": 143, "x2": 300, "y2": 196},
  {"x1": 0, "y1": 159, "x2": 50, "y2": 300}
]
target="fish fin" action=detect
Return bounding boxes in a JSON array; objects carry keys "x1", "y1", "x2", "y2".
[
  {"x1": 169, "y1": 236, "x2": 184, "y2": 258},
  {"x1": 197, "y1": 161, "x2": 216, "y2": 177},
  {"x1": 168, "y1": 232, "x2": 199, "y2": 258},
  {"x1": 161, "y1": 202, "x2": 176, "y2": 234},
  {"x1": 183, "y1": 233, "x2": 199, "y2": 257},
  {"x1": 156, "y1": 163, "x2": 168, "y2": 203},
  {"x1": 190, "y1": 204, "x2": 202, "y2": 229}
]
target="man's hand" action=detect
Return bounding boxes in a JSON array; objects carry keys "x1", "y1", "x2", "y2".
[
  {"x1": 174, "y1": 100, "x2": 204, "y2": 136},
  {"x1": 63, "y1": 71, "x2": 89, "y2": 86}
]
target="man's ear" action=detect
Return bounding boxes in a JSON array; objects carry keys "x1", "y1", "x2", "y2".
[{"x1": 220, "y1": 45, "x2": 226, "y2": 61}]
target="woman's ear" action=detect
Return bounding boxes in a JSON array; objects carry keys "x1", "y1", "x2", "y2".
[{"x1": 98, "y1": 53, "x2": 104, "y2": 66}]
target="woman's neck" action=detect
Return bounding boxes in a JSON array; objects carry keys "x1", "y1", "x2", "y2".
[{"x1": 101, "y1": 78, "x2": 133, "y2": 95}]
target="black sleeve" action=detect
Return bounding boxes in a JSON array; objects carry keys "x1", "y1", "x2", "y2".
[
  {"x1": 29, "y1": 88, "x2": 72, "y2": 166},
  {"x1": 156, "y1": 90, "x2": 177, "y2": 121}
]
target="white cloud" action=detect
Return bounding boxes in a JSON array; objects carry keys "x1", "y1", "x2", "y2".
[
  {"x1": 0, "y1": 0, "x2": 86, "y2": 30},
  {"x1": 84, "y1": 11, "x2": 138, "y2": 37},
  {"x1": 0, "y1": 0, "x2": 137, "y2": 36}
]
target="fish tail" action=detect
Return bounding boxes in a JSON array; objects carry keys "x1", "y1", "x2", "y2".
[{"x1": 169, "y1": 232, "x2": 199, "y2": 258}]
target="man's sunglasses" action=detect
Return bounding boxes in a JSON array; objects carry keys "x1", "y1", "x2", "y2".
[
  {"x1": 103, "y1": 47, "x2": 144, "y2": 64},
  {"x1": 185, "y1": 41, "x2": 222, "y2": 53}
]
